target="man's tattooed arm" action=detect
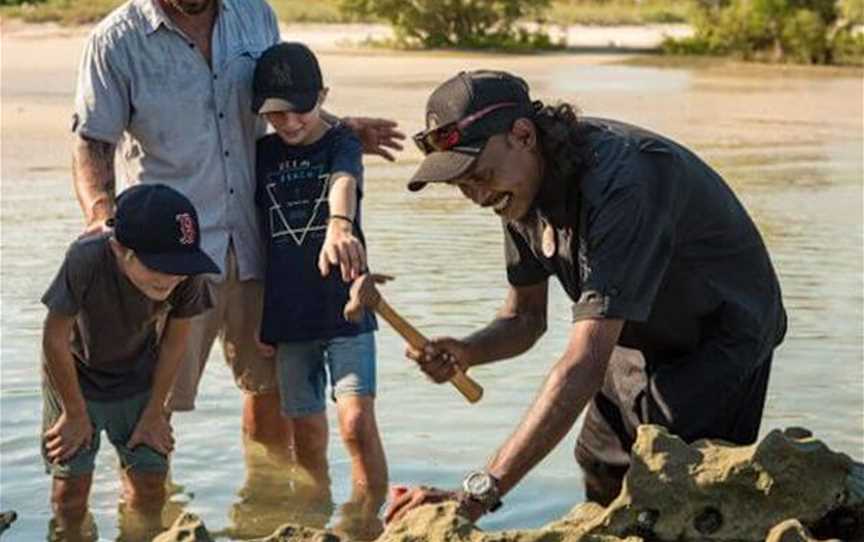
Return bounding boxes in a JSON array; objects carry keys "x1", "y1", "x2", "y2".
[{"x1": 72, "y1": 135, "x2": 116, "y2": 231}]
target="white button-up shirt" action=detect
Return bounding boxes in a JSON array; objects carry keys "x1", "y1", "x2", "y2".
[{"x1": 74, "y1": 0, "x2": 280, "y2": 280}]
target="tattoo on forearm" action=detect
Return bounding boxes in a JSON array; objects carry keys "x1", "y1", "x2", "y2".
[{"x1": 72, "y1": 136, "x2": 116, "y2": 220}]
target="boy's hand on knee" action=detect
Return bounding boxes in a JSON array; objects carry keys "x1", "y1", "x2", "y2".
[
  {"x1": 127, "y1": 409, "x2": 174, "y2": 456},
  {"x1": 44, "y1": 411, "x2": 93, "y2": 463}
]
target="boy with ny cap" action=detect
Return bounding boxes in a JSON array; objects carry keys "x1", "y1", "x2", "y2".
[
  {"x1": 41, "y1": 184, "x2": 217, "y2": 539},
  {"x1": 250, "y1": 42, "x2": 387, "y2": 533}
]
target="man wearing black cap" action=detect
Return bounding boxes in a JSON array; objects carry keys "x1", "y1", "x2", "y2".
[
  {"x1": 41, "y1": 184, "x2": 216, "y2": 539},
  {"x1": 386, "y1": 70, "x2": 787, "y2": 522}
]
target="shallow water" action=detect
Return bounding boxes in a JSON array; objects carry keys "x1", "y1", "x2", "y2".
[{"x1": 1, "y1": 51, "x2": 862, "y2": 540}]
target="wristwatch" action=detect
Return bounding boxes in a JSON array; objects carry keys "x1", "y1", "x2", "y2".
[{"x1": 462, "y1": 470, "x2": 502, "y2": 513}]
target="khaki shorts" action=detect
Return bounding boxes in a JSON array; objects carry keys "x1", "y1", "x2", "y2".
[{"x1": 167, "y1": 245, "x2": 276, "y2": 411}]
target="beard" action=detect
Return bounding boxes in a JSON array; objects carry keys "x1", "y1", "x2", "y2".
[{"x1": 165, "y1": 0, "x2": 213, "y2": 15}]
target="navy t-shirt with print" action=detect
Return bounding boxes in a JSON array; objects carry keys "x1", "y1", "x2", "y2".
[{"x1": 255, "y1": 124, "x2": 376, "y2": 344}]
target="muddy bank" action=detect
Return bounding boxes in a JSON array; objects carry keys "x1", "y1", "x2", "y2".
[{"x1": 155, "y1": 425, "x2": 864, "y2": 541}]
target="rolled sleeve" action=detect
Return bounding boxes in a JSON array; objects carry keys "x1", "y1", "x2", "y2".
[
  {"x1": 504, "y1": 223, "x2": 550, "y2": 287},
  {"x1": 572, "y1": 186, "x2": 674, "y2": 322},
  {"x1": 73, "y1": 32, "x2": 130, "y2": 144}
]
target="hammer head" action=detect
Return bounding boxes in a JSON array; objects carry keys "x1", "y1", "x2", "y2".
[{"x1": 343, "y1": 273, "x2": 393, "y2": 323}]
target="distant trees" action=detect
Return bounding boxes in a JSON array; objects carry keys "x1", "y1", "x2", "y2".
[
  {"x1": 664, "y1": 0, "x2": 864, "y2": 64},
  {"x1": 339, "y1": 0, "x2": 556, "y2": 49}
]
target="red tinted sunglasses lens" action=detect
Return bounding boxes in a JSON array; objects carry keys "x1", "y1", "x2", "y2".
[{"x1": 417, "y1": 124, "x2": 460, "y2": 153}]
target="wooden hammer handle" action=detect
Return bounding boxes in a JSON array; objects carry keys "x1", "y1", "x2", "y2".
[{"x1": 374, "y1": 298, "x2": 484, "y2": 404}]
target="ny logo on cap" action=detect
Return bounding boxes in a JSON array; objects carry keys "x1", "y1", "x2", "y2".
[
  {"x1": 273, "y1": 64, "x2": 293, "y2": 86},
  {"x1": 176, "y1": 213, "x2": 196, "y2": 245}
]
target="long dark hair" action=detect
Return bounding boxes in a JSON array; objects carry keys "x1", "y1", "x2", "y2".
[{"x1": 532, "y1": 100, "x2": 592, "y2": 184}]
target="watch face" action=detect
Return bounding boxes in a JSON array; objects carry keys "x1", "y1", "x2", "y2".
[{"x1": 465, "y1": 471, "x2": 493, "y2": 496}]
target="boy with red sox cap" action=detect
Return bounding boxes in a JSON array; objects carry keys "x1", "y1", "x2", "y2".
[{"x1": 41, "y1": 184, "x2": 217, "y2": 538}]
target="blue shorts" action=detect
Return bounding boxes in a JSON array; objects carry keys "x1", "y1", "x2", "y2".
[{"x1": 276, "y1": 332, "x2": 377, "y2": 417}]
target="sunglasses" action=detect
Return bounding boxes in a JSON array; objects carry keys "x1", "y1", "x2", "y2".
[{"x1": 412, "y1": 102, "x2": 518, "y2": 155}]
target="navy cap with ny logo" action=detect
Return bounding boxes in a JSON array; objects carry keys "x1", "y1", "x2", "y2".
[{"x1": 252, "y1": 42, "x2": 324, "y2": 115}]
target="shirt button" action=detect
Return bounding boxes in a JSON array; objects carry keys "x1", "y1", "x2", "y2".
[
  {"x1": 219, "y1": 113, "x2": 224, "y2": 119},
  {"x1": 229, "y1": 188, "x2": 235, "y2": 195},
  {"x1": 224, "y1": 151, "x2": 230, "y2": 157},
  {"x1": 608, "y1": 287, "x2": 620, "y2": 297},
  {"x1": 213, "y1": 74, "x2": 218, "y2": 80},
  {"x1": 188, "y1": 42, "x2": 195, "y2": 48}
]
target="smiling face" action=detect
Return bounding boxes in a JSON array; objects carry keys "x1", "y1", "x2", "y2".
[
  {"x1": 110, "y1": 239, "x2": 186, "y2": 301},
  {"x1": 262, "y1": 90, "x2": 329, "y2": 147},
  {"x1": 449, "y1": 119, "x2": 544, "y2": 222}
]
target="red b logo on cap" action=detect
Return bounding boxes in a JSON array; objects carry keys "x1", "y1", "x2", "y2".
[{"x1": 176, "y1": 213, "x2": 196, "y2": 245}]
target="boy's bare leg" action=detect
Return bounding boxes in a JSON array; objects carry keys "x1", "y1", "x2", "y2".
[
  {"x1": 336, "y1": 396, "x2": 387, "y2": 506},
  {"x1": 243, "y1": 392, "x2": 295, "y2": 464},
  {"x1": 333, "y1": 396, "x2": 387, "y2": 540},
  {"x1": 50, "y1": 474, "x2": 93, "y2": 541},
  {"x1": 292, "y1": 411, "x2": 331, "y2": 497},
  {"x1": 118, "y1": 469, "x2": 167, "y2": 539}
]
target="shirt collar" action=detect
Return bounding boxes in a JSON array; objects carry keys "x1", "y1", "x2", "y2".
[{"x1": 137, "y1": 0, "x2": 230, "y2": 35}]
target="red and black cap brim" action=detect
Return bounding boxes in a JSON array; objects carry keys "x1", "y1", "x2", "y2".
[
  {"x1": 407, "y1": 146, "x2": 484, "y2": 192},
  {"x1": 136, "y1": 249, "x2": 220, "y2": 276}
]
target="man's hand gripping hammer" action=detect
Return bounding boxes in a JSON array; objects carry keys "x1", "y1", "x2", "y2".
[{"x1": 343, "y1": 274, "x2": 484, "y2": 403}]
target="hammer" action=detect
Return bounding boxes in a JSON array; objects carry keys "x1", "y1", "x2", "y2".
[{"x1": 344, "y1": 274, "x2": 484, "y2": 403}]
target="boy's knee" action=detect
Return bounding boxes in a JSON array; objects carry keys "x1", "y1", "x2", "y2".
[
  {"x1": 339, "y1": 406, "x2": 375, "y2": 446},
  {"x1": 123, "y1": 471, "x2": 166, "y2": 510},
  {"x1": 51, "y1": 477, "x2": 90, "y2": 520}
]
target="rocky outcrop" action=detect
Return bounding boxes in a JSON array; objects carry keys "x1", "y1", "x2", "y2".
[
  {"x1": 157, "y1": 426, "x2": 864, "y2": 542},
  {"x1": 153, "y1": 512, "x2": 213, "y2": 542}
]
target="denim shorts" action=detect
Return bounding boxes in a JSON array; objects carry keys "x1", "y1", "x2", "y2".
[
  {"x1": 276, "y1": 332, "x2": 377, "y2": 417},
  {"x1": 42, "y1": 382, "x2": 168, "y2": 478}
]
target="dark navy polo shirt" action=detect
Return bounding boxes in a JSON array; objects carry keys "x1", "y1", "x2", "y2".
[
  {"x1": 504, "y1": 118, "x2": 787, "y2": 368},
  {"x1": 255, "y1": 124, "x2": 376, "y2": 344}
]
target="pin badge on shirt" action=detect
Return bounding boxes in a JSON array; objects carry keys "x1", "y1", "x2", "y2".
[{"x1": 542, "y1": 221, "x2": 557, "y2": 258}]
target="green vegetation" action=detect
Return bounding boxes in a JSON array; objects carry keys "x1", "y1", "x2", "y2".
[
  {"x1": 546, "y1": 0, "x2": 689, "y2": 25},
  {"x1": 0, "y1": 0, "x2": 363, "y2": 24},
  {"x1": 339, "y1": 0, "x2": 558, "y2": 50},
  {"x1": 663, "y1": 0, "x2": 864, "y2": 65},
  {"x1": 0, "y1": 0, "x2": 121, "y2": 25},
  {"x1": 0, "y1": 0, "x2": 691, "y2": 26}
]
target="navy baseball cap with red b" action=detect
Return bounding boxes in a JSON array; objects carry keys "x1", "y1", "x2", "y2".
[
  {"x1": 112, "y1": 184, "x2": 220, "y2": 276},
  {"x1": 408, "y1": 70, "x2": 534, "y2": 192}
]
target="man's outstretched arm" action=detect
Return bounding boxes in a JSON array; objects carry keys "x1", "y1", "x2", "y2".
[
  {"x1": 485, "y1": 317, "x2": 624, "y2": 496},
  {"x1": 387, "y1": 317, "x2": 623, "y2": 523}
]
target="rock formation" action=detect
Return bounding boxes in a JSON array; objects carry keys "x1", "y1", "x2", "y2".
[{"x1": 155, "y1": 425, "x2": 864, "y2": 542}]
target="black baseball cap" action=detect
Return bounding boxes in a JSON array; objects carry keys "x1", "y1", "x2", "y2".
[
  {"x1": 112, "y1": 184, "x2": 220, "y2": 276},
  {"x1": 252, "y1": 42, "x2": 324, "y2": 114},
  {"x1": 407, "y1": 70, "x2": 534, "y2": 192}
]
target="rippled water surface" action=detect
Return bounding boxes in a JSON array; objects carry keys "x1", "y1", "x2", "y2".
[{"x1": 2, "y1": 48, "x2": 862, "y2": 540}]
